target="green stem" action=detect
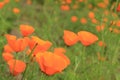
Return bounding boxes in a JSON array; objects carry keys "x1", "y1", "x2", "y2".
[{"x1": 21, "y1": 43, "x2": 38, "y2": 80}]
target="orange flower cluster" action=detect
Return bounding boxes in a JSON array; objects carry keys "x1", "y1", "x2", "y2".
[
  {"x1": 0, "y1": 0, "x2": 10, "y2": 9},
  {"x1": 63, "y1": 30, "x2": 98, "y2": 46},
  {"x1": 2, "y1": 25, "x2": 70, "y2": 76}
]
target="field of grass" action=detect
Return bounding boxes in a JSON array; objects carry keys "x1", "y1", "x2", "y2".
[{"x1": 0, "y1": 0, "x2": 120, "y2": 80}]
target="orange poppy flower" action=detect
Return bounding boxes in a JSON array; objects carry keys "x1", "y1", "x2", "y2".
[
  {"x1": 80, "y1": 17, "x2": 87, "y2": 24},
  {"x1": 113, "y1": 28, "x2": 120, "y2": 34},
  {"x1": 36, "y1": 51, "x2": 70, "y2": 75},
  {"x1": 26, "y1": 0, "x2": 32, "y2": 5},
  {"x1": 63, "y1": 30, "x2": 78, "y2": 46},
  {"x1": 72, "y1": 4, "x2": 78, "y2": 9},
  {"x1": 109, "y1": 27, "x2": 113, "y2": 32},
  {"x1": 117, "y1": 4, "x2": 120, "y2": 12},
  {"x1": 71, "y1": 16, "x2": 78, "y2": 23},
  {"x1": 60, "y1": 5, "x2": 70, "y2": 11},
  {"x1": 7, "y1": 59, "x2": 26, "y2": 76},
  {"x1": 54, "y1": 48, "x2": 66, "y2": 54},
  {"x1": 54, "y1": 48, "x2": 70, "y2": 65},
  {"x1": 77, "y1": 31, "x2": 98, "y2": 46},
  {"x1": 96, "y1": 25, "x2": 105, "y2": 32},
  {"x1": 5, "y1": 34, "x2": 28, "y2": 52},
  {"x1": 2, "y1": 52, "x2": 14, "y2": 62},
  {"x1": 28, "y1": 36, "x2": 52, "y2": 55},
  {"x1": 97, "y1": 2, "x2": 107, "y2": 8},
  {"x1": 65, "y1": 0, "x2": 72, "y2": 4},
  {"x1": 116, "y1": 20, "x2": 120, "y2": 27},
  {"x1": 88, "y1": 11, "x2": 95, "y2": 19},
  {"x1": 98, "y1": 41, "x2": 106, "y2": 47},
  {"x1": 13, "y1": 8, "x2": 20, "y2": 14},
  {"x1": 91, "y1": 18, "x2": 98, "y2": 24},
  {"x1": 4, "y1": 44, "x2": 14, "y2": 53},
  {"x1": 20, "y1": 24, "x2": 35, "y2": 37},
  {"x1": 0, "y1": 2, "x2": 4, "y2": 9},
  {"x1": 4, "y1": 0, "x2": 10, "y2": 4}
]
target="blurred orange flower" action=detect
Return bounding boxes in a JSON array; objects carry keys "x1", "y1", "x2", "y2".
[
  {"x1": 71, "y1": 16, "x2": 78, "y2": 23},
  {"x1": 65, "y1": 0, "x2": 72, "y2": 4},
  {"x1": 4, "y1": 0, "x2": 10, "y2": 4},
  {"x1": 97, "y1": 2, "x2": 107, "y2": 8},
  {"x1": 20, "y1": 24, "x2": 35, "y2": 37},
  {"x1": 4, "y1": 44, "x2": 14, "y2": 53},
  {"x1": 13, "y1": 8, "x2": 20, "y2": 14},
  {"x1": 80, "y1": 17, "x2": 87, "y2": 24},
  {"x1": 61, "y1": 5, "x2": 70, "y2": 11},
  {"x1": 2, "y1": 52, "x2": 14, "y2": 62},
  {"x1": 63, "y1": 30, "x2": 78, "y2": 46},
  {"x1": 36, "y1": 51, "x2": 70, "y2": 75},
  {"x1": 0, "y1": 2, "x2": 5, "y2": 9},
  {"x1": 7, "y1": 59, "x2": 26, "y2": 76},
  {"x1": 78, "y1": 31, "x2": 98, "y2": 46},
  {"x1": 117, "y1": 4, "x2": 120, "y2": 12},
  {"x1": 88, "y1": 11, "x2": 95, "y2": 19},
  {"x1": 98, "y1": 41, "x2": 106, "y2": 47}
]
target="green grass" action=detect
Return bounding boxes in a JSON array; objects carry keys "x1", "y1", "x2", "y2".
[{"x1": 1, "y1": 0, "x2": 120, "y2": 80}]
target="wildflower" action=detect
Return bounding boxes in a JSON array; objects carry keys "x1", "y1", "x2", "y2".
[
  {"x1": 29, "y1": 36, "x2": 52, "y2": 55},
  {"x1": 4, "y1": 0, "x2": 10, "y2": 4},
  {"x1": 116, "y1": 20, "x2": 120, "y2": 27},
  {"x1": 4, "y1": 44, "x2": 14, "y2": 53},
  {"x1": 7, "y1": 59, "x2": 26, "y2": 76},
  {"x1": 36, "y1": 51, "x2": 70, "y2": 75},
  {"x1": 13, "y1": 8, "x2": 20, "y2": 14},
  {"x1": 88, "y1": 11, "x2": 95, "y2": 19},
  {"x1": 65, "y1": 0, "x2": 72, "y2": 4},
  {"x1": 0, "y1": 2, "x2": 5, "y2": 9},
  {"x1": 20, "y1": 24, "x2": 35, "y2": 37},
  {"x1": 60, "y1": 5, "x2": 70, "y2": 11},
  {"x1": 80, "y1": 17, "x2": 87, "y2": 24},
  {"x1": 26, "y1": 0, "x2": 32, "y2": 5},
  {"x1": 97, "y1": 2, "x2": 107, "y2": 8},
  {"x1": 117, "y1": 4, "x2": 120, "y2": 12},
  {"x1": 78, "y1": 31, "x2": 98, "y2": 46},
  {"x1": 96, "y1": 25, "x2": 104, "y2": 32},
  {"x1": 2, "y1": 52, "x2": 14, "y2": 62},
  {"x1": 5, "y1": 34, "x2": 28, "y2": 52},
  {"x1": 72, "y1": 4, "x2": 78, "y2": 9},
  {"x1": 54, "y1": 48, "x2": 70, "y2": 65},
  {"x1": 113, "y1": 28, "x2": 120, "y2": 34},
  {"x1": 98, "y1": 41, "x2": 106, "y2": 47},
  {"x1": 63, "y1": 30, "x2": 78, "y2": 46},
  {"x1": 91, "y1": 18, "x2": 98, "y2": 24},
  {"x1": 71, "y1": 16, "x2": 78, "y2": 23}
]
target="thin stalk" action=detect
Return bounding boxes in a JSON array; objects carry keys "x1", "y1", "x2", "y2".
[{"x1": 21, "y1": 43, "x2": 38, "y2": 80}]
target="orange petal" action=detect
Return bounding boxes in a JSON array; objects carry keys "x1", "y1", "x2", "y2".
[
  {"x1": 54, "y1": 48, "x2": 70, "y2": 65},
  {"x1": 88, "y1": 11, "x2": 95, "y2": 19},
  {"x1": 63, "y1": 30, "x2": 78, "y2": 46},
  {"x1": 2, "y1": 52, "x2": 14, "y2": 62},
  {"x1": 4, "y1": 44, "x2": 14, "y2": 53},
  {"x1": 71, "y1": 16, "x2": 78, "y2": 23},
  {"x1": 36, "y1": 51, "x2": 70, "y2": 75},
  {"x1": 20, "y1": 24, "x2": 34, "y2": 37},
  {"x1": 13, "y1": 8, "x2": 20, "y2": 14},
  {"x1": 30, "y1": 36, "x2": 52, "y2": 54},
  {"x1": 7, "y1": 59, "x2": 26, "y2": 76},
  {"x1": 78, "y1": 31, "x2": 98, "y2": 46}
]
